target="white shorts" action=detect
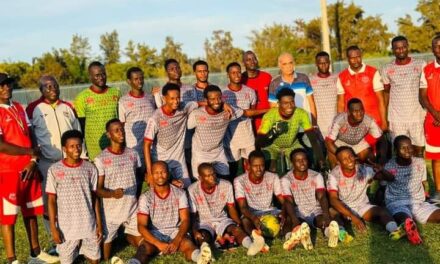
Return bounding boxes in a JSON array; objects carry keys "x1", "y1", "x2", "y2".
[
  {"x1": 350, "y1": 202, "x2": 376, "y2": 218},
  {"x1": 225, "y1": 145, "x2": 255, "y2": 162},
  {"x1": 389, "y1": 121, "x2": 425, "y2": 147},
  {"x1": 150, "y1": 229, "x2": 180, "y2": 243},
  {"x1": 199, "y1": 218, "x2": 236, "y2": 238},
  {"x1": 103, "y1": 212, "x2": 140, "y2": 243},
  {"x1": 192, "y1": 150, "x2": 229, "y2": 179},
  {"x1": 297, "y1": 208, "x2": 323, "y2": 227},
  {"x1": 57, "y1": 237, "x2": 101, "y2": 264},
  {"x1": 168, "y1": 163, "x2": 191, "y2": 188},
  {"x1": 387, "y1": 202, "x2": 439, "y2": 224},
  {"x1": 335, "y1": 139, "x2": 370, "y2": 154}
]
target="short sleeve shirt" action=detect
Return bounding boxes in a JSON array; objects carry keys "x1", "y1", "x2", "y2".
[
  {"x1": 384, "y1": 157, "x2": 426, "y2": 206},
  {"x1": 310, "y1": 73, "x2": 338, "y2": 135},
  {"x1": 327, "y1": 164, "x2": 375, "y2": 210},
  {"x1": 242, "y1": 70, "x2": 272, "y2": 110},
  {"x1": 73, "y1": 87, "x2": 121, "y2": 160},
  {"x1": 326, "y1": 113, "x2": 382, "y2": 144},
  {"x1": 234, "y1": 172, "x2": 282, "y2": 214},
  {"x1": 188, "y1": 180, "x2": 235, "y2": 223},
  {"x1": 258, "y1": 107, "x2": 312, "y2": 148},
  {"x1": 46, "y1": 160, "x2": 98, "y2": 240},
  {"x1": 137, "y1": 185, "x2": 188, "y2": 236},
  {"x1": 281, "y1": 170, "x2": 325, "y2": 216},
  {"x1": 94, "y1": 148, "x2": 140, "y2": 224}
]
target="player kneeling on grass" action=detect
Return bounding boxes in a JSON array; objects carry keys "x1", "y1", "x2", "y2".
[
  {"x1": 382, "y1": 135, "x2": 440, "y2": 245},
  {"x1": 282, "y1": 149, "x2": 347, "y2": 251},
  {"x1": 327, "y1": 146, "x2": 404, "y2": 239},
  {"x1": 234, "y1": 150, "x2": 285, "y2": 252},
  {"x1": 127, "y1": 161, "x2": 212, "y2": 264},
  {"x1": 188, "y1": 163, "x2": 265, "y2": 256},
  {"x1": 47, "y1": 130, "x2": 102, "y2": 264},
  {"x1": 95, "y1": 119, "x2": 144, "y2": 263}
]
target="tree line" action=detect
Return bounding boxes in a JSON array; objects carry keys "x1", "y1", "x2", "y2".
[{"x1": 0, "y1": 0, "x2": 439, "y2": 89}]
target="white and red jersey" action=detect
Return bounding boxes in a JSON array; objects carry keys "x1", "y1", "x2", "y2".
[
  {"x1": 310, "y1": 73, "x2": 338, "y2": 136},
  {"x1": 27, "y1": 99, "x2": 84, "y2": 161},
  {"x1": 188, "y1": 180, "x2": 235, "y2": 223},
  {"x1": 384, "y1": 157, "x2": 426, "y2": 206},
  {"x1": 137, "y1": 185, "x2": 188, "y2": 236},
  {"x1": 94, "y1": 147, "x2": 140, "y2": 224},
  {"x1": 221, "y1": 85, "x2": 257, "y2": 149},
  {"x1": 234, "y1": 172, "x2": 282, "y2": 214},
  {"x1": 0, "y1": 101, "x2": 32, "y2": 172},
  {"x1": 281, "y1": 170, "x2": 325, "y2": 217},
  {"x1": 46, "y1": 160, "x2": 98, "y2": 240},
  {"x1": 327, "y1": 164, "x2": 375, "y2": 210},
  {"x1": 119, "y1": 91, "x2": 156, "y2": 158}
]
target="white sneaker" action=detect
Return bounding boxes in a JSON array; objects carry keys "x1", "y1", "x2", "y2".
[
  {"x1": 246, "y1": 230, "x2": 265, "y2": 256},
  {"x1": 283, "y1": 225, "x2": 302, "y2": 251},
  {"x1": 197, "y1": 242, "x2": 212, "y2": 264},
  {"x1": 28, "y1": 250, "x2": 59, "y2": 264},
  {"x1": 300, "y1": 222, "x2": 313, "y2": 250},
  {"x1": 111, "y1": 256, "x2": 125, "y2": 264},
  {"x1": 11, "y1": 260, "x2": 21, "y2": 264},
  {"x1": 328, "y1": 221, "x2": 340, "y2": 248}
]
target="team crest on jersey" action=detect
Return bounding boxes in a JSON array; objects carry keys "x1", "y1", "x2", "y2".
[
  {"x1": 198, "y1": 116, "x2": 207, "y2": 123},
  {"x1": 310, "y1": 180, "x2": 316, "y2": 188},
  {"x1": 266, "y1": 183, "x2": 273, "y2": 191},
  {"x1": 103, "y1": 158, "x2": 113, "y2": 167},
  {"x1": 63, "y1": 111, "x2": 70, "y2": 118},
  {"x1": 291, "y1": 182, "x2": 298, "y2": 191},
  {"x1": 245, "y1": 93, "x2": 250, "y2": 100},
  {"x1": 387, "y1": 69, "x2": 395, "y2": 75},
  {"x1": 159, "y1": 120, "x2": 169, "y2": 127},
  {"x1": 174, "y1": 198, "x2": 179, "y2": 206},
  {"x1": 130, "y1": 154, "x2": 136, "y2": 162},
  {"x1": 361, "y1": 76, "x2": 370, "y2": 83},
  {"x1": 414, "y1": 67, "x2": 421, "y2": 73},
  {"x1": 126, "y1": 102, "x2": 135, "y2": 108},
  {"x1": 388, "y1": 169, "x2": 397, "y2": 176},
  {"x1": 86, "y1": 97, "x2": 95, "y2": 105},
  {"x1": 196, "y1": 195, "x2": 204, "y2": 205},
  {"x1": 219, "y1": 192, "x2": 226, "y2": 201},
  {"x1": 344, "y1": 80, "x2": 351, "y2": 86},
  {"x1": 339, "y1": 125, "x2": 348, "y2": 134},
  {"x1": 55, "y1": 170, "x2": 65, "y2": 180},
  {"x1": 244, "y1": 185, "x2": 251, "y2": 194},
  {"x1": 339, "y1": 179, "x2": 346, "y2": 187},
  {"x1": 5, "y1": 116, "x2": 12, "y2": 122},
  {"x1": 311, "y1": 80, "x2": 318, "y2": 86},
  {"x1": 9, "y1": 193, "x2": 16, "y2": 201},
  {"x1": 427, "y1": 73, "x2": 434, "y2": 80}
]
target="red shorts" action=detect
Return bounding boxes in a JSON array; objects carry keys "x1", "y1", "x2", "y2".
[
  {"x1": 0, "y1": 171, "x2": 44, "y2": 225},
  {"x1": 425, "y1": 114, "x2": 440, "y2": 160}
]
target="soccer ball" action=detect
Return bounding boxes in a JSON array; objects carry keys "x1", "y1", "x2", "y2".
[{"x1": 260, "y1": 214, "x2": 280, "y2": 238}]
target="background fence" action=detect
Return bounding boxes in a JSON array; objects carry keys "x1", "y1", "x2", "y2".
[{"x1": 11, "y1": 53, "x2": 435, "y2": 106}]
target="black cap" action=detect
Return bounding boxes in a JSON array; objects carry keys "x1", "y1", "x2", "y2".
[{"x1": 0, "y1": 73, "x2": 14, "y2": 85}]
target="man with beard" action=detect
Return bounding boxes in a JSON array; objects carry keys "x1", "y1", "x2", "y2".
[{"x1": 74, "y1": 61, "x2": 121, "y2": 160}]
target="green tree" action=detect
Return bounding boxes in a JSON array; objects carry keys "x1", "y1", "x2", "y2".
[
  {"x1": 100, "y1": 30, "x2": 120, "y2": 64},
  {"x1": 160, "y1": 36, "x2": 192, "y2": 76},
  {"x1": 124, "y1": 40, "x2": 161, "y2": 78},
  {"x1": 204, "y1": 30, "x2": 242, "y2": 72}
]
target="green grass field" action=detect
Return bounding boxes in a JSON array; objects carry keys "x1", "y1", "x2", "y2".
[{"x1": 2, "y1": 162, "x2": 440, "y2": 263}]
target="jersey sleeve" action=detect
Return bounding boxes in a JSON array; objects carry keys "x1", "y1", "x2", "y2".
[
  {"x1": 380, "y1": 66, "x2": 390, "y2": 86},
  {"x1": 420, "y1": 63, "x2": 428, "y2": 89},
  {"x1": 364, "y1": 166, "x2": 375, "y2": 181},
  {"x1": 90, "y1": 166, "x2": 98, "y2": 192},
  {"x1": 273, "y1": 174, "x2": 283, "y2": 196},
  {"x1": 300, "y1": 109, "x2": 312, "y2": 131},
  {"x1": 188, "y1": 188, "x2": 198, "y2": 213},
  {"x1": 315, "y1": 173, "x2": 325, "y2": 191},
  {"x1": 226, "y1": 182, "x2": 235, "y2": 205},
  {"x1": 326, "y1": 115, "x2": 341, "y2": 140},
  {"x1": 305, "y1": 83, "x2": 313, "y2": 96},
  {"x1": 372, "y1": 71, "x2": 384, "y2": 92},
  {"x1": 367, "y1": 119, "x2": 383, "y2": 139},
  {"x1": 336, "y1": 77, "x2": 345, "y2": 95},
  {"x1": 327, "y1": 173, "x2": 338, "y2": 192},
  {"x1": 280, "y1": 176, "x2": 293, "y2": 197},
  {"x1": 187, "y1": 110, "x2": 197, "y2": 130},
  {"x1": 184, "y1": 101, "x2": 199, "y2": 114},
  {"x1": 45, "y1": 167, "x2": 57, "y2": 195},
  {"x1": 137, "y1": 193, "x2": 150, "y2": 215},
  {"x1": 258, "y1": 111, "x2": 273, "y2": 135},
  {"x1": 144, "y1": 117, "x2": 158, "y2": 142},
  {"x1": 94, "y1": 156, "x2": 105, "y2": 176},
  {"x1": 178, "y1": 191, "x2": 189, "y2": 209},
  {"x1": 233, "y1": 178, "x2": 245, "y2": 200},
  {"x1": 118, "y1": 100, "x2": 127, "y2": 123},
  {"x1": 250, "y1": 89, "x2": 257, "y2": 106},
  {"x1": 73, "y1": 91, "x2": 86, "y2": 118}
]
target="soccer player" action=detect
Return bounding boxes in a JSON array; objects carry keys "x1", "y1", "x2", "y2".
[
  {"x1": 74, "y1": 61, "x2": 121, "y2": 160},
  {"x1": 234, "y1": 150, "x2": 284, "y2": 247},
  {"x1": 337, "y1": 46, "x2": 387, "y2": 131},
  {"x1": 420, "y1": 35, "x2": 440, "y2": 203},
  {"x1": 381, "y1": 36, "x2": 426, "y2": 158},
  {"x1": 119, "y1": 67, "x2": 156, "y2": 172},
  {"x1": 0, "y1": 73, "x2": 58, "y2": 264},
  {"x1": 269, "y1": 52, "x2": 317, "y2": 125},
  {"x1": 382, "y1": 135, "x2": 440, "y2": 245},
  {"x1": 26, "y1": 75, "x2": 85, "y2": 249},
  {"x1": 192, "y1": 60, "x2": 210, "y2": 101},
  {"x1": 241, "y1": 50, "x2": 272, "y2": 131},
  {"x1": 188, "y1": 85, "x2": 262, "y2": 180},
  {"x1": 127, "y1": 161, "x2": 212, "y2": 264},
  {"x1": 256, "y1": 88, "x2": 324, "y2": 173},
  {"x1": 46, "y1": 130, "x2": 102, "y2": 264},
  {"x1": 222, "y1": 62, "x2": 267, "y2": 177},
  {"x1": 144, "y1": 83, "x2": 198, "y2": 188},
  {"x1": 325, "y1": 98, "x2": 383, "y2": 168},
  {"x1": 282, "y1": 149, "x2": 341, "y2": 250},
  {"x1": 310, "y1": 51, "x2": 338, "y2": 138},
  {"x1": 327, "y1": 146, "x2": 402, "y2": 239},
  {"x1": 188, "y1": 163, "x2": 265, "y2": 256},
  {"x1": 95, "y1": 119, "x2": 143, "y2": 262}
]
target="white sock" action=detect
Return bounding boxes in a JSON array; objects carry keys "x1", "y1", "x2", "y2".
[
  {"x1": 324, "y1": 227, "x2": 329, "y2": 237},
  {"x1": 191, "y1": 249, "x2": 200, "y2": 262},
  {"x1": 242, "y1": 236, "x2": 252, "y2": 248},
  {"x1": 386, "y1": 221, "x2": 398, "y2": 233}
]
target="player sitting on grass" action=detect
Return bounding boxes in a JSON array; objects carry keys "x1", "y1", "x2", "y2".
[
  {"x1": 234, "y1": 150, "x2": 285, "y2": 252},
  {"x1": 282, "y1": 149, "x2": 345, "y2": 251},
  {"x1": 188, "y1": 163, "x2": 265, "y2": 256},
  {"x1": 47, "y1": 130, "x2": 102, "y2": 264},
  {"x1": 382, "y1": 135, "x2": 440, "y2": 245},
  {"x1": 127, "y1": 161, "x2": 212, "y2": 264},
  {"x1": 327, "y1": 146, "x2": 404, "y2": 239},
  {"x1": 95, "y1": 119, "x2": 144, "y2": 263}
]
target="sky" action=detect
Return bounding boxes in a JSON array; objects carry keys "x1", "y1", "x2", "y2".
[{"x1": 0, "y1": 0, "x2": 420, "y2": 63}]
